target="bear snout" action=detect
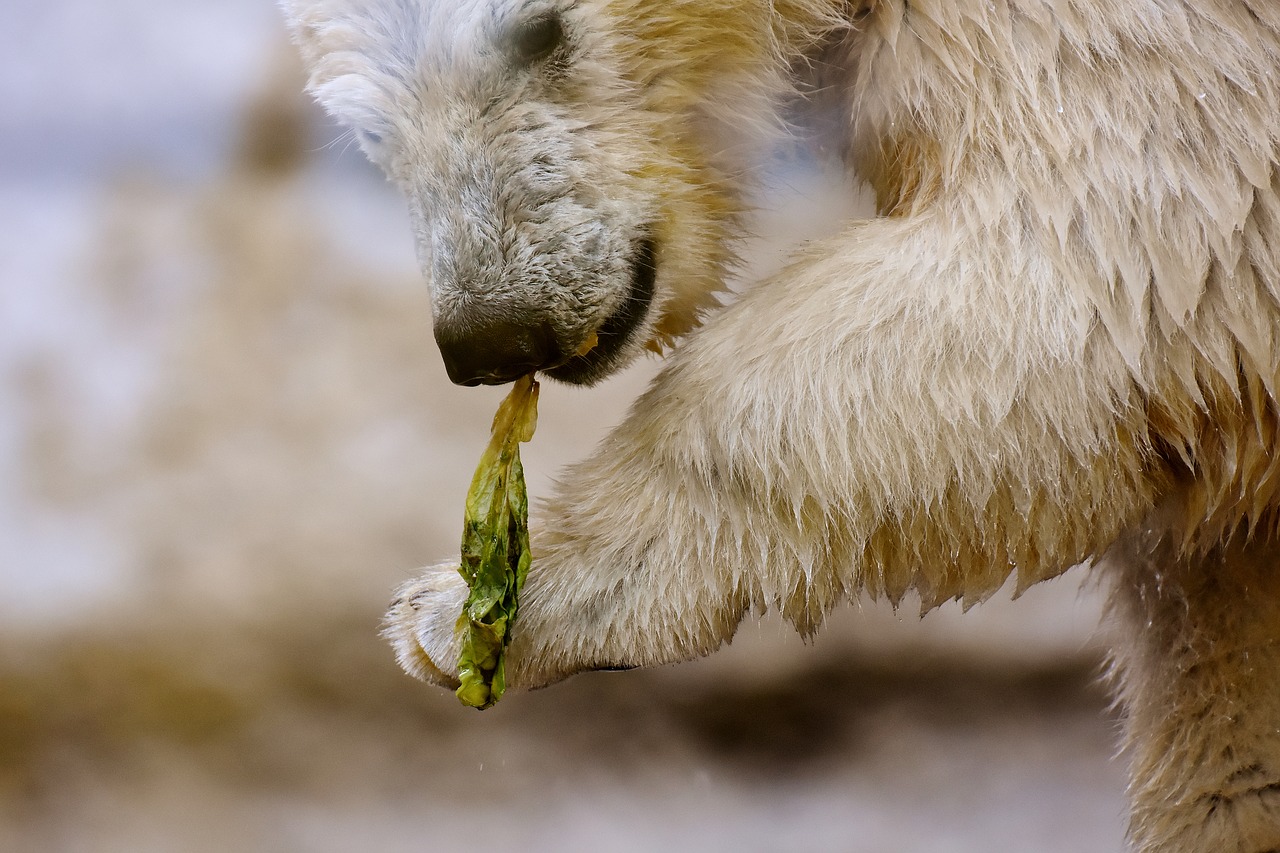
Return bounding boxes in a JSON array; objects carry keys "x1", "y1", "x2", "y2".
[{"x1": 433, "y1": 313, "x2": 561, "y2": 386}]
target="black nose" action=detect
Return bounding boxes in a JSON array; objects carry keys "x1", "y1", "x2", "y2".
[{"x1": 435, "y1": 318, "x2": 559, "y2": 386}]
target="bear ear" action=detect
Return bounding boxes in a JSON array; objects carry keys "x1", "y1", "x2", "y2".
[{"x1": 278, "y1": 0, "x2": 327, "y2": 67}]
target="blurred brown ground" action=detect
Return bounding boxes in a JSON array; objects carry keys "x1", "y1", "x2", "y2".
[{"x1": 1, "y1": 37, "x2": 1126, "y2": 853}]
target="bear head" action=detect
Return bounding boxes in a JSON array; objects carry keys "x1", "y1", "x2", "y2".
[{"x1": 282, "y1": 0, "x2": 844, "y2": 385}]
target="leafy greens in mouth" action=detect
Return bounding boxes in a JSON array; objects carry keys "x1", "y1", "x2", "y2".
[{"x1": 454, "y1": 374, "x2": 539, "y2": 709}]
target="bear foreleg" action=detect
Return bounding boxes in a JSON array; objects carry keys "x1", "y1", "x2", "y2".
[{"x1": 387, "y1": 213, "x2": 1163, "y2": 692}]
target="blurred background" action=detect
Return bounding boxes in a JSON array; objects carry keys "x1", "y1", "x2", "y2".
[{"x1": 2, "y1": 3, "x2": 1128, "y2": 851}]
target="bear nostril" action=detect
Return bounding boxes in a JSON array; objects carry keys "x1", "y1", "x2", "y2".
[{"x1": 434, "y1": 318, "x2": 560, "y2": 386}]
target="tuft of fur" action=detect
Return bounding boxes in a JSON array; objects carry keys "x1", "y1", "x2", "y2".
[{"x1": 285, "y1": 0, "x2": 1280, "y2": 849}]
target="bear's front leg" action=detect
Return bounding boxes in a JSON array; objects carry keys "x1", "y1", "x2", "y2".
[
  {"x1": 387, "y1": 212, "x2": 1163, "y2": 693},
  {"x1": 384, "y1": 385, "x2": 762, "y2": 689}
]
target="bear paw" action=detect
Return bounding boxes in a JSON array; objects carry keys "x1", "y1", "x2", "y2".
[{"x1": 383, "y1": 564, "x2": 469, "y2": 688}]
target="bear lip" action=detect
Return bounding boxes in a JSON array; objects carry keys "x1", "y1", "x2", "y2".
[{"x1": 542, "y1": 234, "x2": 657, "y2": 386}]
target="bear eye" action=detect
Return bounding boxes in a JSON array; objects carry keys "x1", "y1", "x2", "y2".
[{"x1": 512, "y1": 13, "x2": 565, "y2": 65}]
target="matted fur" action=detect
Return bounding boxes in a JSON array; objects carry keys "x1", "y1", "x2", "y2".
[{"x1": 283, "y1": 1, "x2": 1280, "y2": 849}]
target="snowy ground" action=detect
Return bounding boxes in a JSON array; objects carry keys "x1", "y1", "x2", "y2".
[{"x1": 1, "y1": 4, "x2": 1127, "y2": 851}]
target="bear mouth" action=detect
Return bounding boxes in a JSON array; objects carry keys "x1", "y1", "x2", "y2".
[{"x1": 543, "y1": 235, "x2": 657, "y2": 386}]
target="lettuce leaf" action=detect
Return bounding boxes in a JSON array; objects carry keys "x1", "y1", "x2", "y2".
[{"x1": 454, "y1": 374, "x2": 539, "y2": 709}]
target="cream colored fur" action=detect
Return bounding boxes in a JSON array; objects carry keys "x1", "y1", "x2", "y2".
[{"x1": 283, "y1": 1, "x2": 1280, "y2": 849}]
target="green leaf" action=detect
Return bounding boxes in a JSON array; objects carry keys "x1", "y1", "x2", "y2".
[{"x1": 455, "y1": 374, "x2": 539, "y2": 709}]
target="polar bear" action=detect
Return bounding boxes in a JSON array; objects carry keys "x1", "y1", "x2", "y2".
[{"x1": 282, "y1": 1, "x2": 1280, "y2": 849}]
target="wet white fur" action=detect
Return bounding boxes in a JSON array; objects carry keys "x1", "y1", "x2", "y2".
[{"x1": 283, "y1": 1, "x2": 1280, "y2": 849}]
